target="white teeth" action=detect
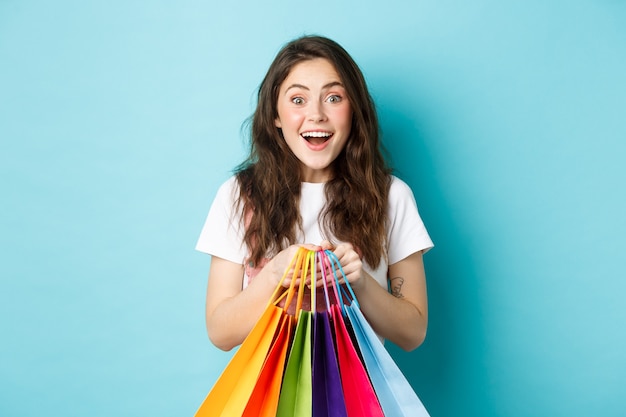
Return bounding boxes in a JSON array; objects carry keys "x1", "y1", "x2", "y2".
[{"x1": 301, "y1": 131, "x2": 332, "y2": 138}]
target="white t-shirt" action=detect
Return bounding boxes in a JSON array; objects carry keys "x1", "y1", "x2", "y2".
[{"x1": 195, "y1": 175, "x2": 433, "y2": 289}]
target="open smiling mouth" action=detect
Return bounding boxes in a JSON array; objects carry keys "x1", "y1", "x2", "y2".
[{"x1": 301, "y1": 131, "x2": 333, "y2": 146}]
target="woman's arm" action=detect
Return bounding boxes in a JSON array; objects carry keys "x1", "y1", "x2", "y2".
[
  {"x1": 330, "y1": 244, "x2": 428, "y2": 351},
  {"x1": 205, "y1": 244, "x2": 321, "y2": 351}
]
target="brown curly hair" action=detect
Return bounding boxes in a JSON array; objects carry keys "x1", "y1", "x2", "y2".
[{"x1": 236, "y1": 35, "x2": 392, "y2": 268}]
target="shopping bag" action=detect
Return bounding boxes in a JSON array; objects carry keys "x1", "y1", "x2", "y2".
[
  {"x1": 331, "y1": 304, "x2": 385, "y2": 417},
  {"x1": 194, "y1": 306, "x2": 283, "y2": 416},
  {"x1": 312, "y1": 251, "x2": 348, "y2": 417},
  {"x1": 194, "y1": 248, "x2": 307, "y2": 417},
  {"x1": 276, "y1": 309, "x2": 312, "y2": 417},
  {"x1": 276, "y1": 250, "x2": 315, "y2": 417},
  {"x1": 241, "y1": 313, "x2": 294, "y2": 417},
  {"x1": 318, "y1": 250, "x2": 383, "y2": 417},
  {"x1": 326, "y1": 250, "x2": 431, "y2": 417}
]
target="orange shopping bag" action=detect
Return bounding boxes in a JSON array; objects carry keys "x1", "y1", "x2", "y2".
[{"x1": 194, "y1": 248, "x2": 310, "y2": 417}]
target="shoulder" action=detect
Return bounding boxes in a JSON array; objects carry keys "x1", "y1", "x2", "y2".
[
  {"x1": 388, "y1": 175, "x2": 417, "y2": 203},
  {"x1": 385, "y1": 175, "x2": 434, "y2": 259},
  {"x1": 205, "y1": 176, "x2": 243, "y2": 218},
  {"x1": 215, "y1": 175, "x2": 241, "y2": 201},
  {"x1": 389, "y1": 175, "x2": 412, "y2": 191}
]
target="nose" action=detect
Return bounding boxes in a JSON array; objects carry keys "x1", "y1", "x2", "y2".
[{"x1": 307, "y1": 100, "x2": 327, "y2": 123}]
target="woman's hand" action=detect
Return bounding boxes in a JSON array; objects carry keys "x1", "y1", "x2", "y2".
[
  {"x1": 270, "y1": 243, "x2": 321, "y2": 288},
  {"x1": 316, "y1": 241, "x2": 366, "y2": 290}
]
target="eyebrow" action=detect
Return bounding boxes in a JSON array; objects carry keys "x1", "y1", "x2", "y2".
[{"x1": 284, "y1": 81, "x2": 344, "y2": 93}]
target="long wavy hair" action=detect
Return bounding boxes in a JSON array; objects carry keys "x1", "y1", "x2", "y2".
[{"x1": 236, "y1": 35, "x2": 392, "y2": 268}]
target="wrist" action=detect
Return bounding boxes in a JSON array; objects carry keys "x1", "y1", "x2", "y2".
[{"x1": 351, "y1": 270, "x2": 369, "y2": 293}]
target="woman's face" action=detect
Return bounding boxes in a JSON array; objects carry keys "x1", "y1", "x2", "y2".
[{"x1": 275, "y1": 58, "x2": 353, "y2": 183}]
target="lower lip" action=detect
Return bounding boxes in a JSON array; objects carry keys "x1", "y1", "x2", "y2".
[{"x1": 303, "y1": 135, "x2": 332, "y2": 151}]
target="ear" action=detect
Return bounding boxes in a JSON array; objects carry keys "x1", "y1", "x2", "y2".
[{"x1": 274, "y1": 117, "x2": 282, "y2": 128}]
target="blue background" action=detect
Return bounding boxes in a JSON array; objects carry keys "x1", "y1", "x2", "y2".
[{"x1": 1, "y1": 1, "x2": 625, "y2": 416}]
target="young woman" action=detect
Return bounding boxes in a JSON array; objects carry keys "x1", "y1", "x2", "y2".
[{"x1": 196, "y1": 35, "x2": 433, "y2": 352}]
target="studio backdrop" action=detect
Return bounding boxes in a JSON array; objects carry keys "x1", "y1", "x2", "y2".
[{"x1": 1, "y1": 1, "x2": 625, "y2": 416}]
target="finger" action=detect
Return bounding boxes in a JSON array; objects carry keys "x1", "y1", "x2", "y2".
[
  {"x1": 300, "y1": 243, "x2": 322, "y2": 251},
  {"x1": 320, "y1": 240, "x2": 334, "y2": 251},
  {"x1": 313, "y1": 277, "x2": 325, "y2": 288}
]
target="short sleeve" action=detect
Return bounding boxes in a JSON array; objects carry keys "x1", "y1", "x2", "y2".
[
  {"x1": 386, "y1": 177, "x2": 434, "y2": 265},
  {"x1": 195, "y1": 177, "x2": 247, "y2": 265}
]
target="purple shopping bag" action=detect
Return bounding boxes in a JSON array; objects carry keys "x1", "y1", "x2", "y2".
[
  {"x1": 312, "y1": 310, "x2": 348, "y2": 417},
  {"x1": 312, "y1": 251, "x2": 348, "y2": 417}
]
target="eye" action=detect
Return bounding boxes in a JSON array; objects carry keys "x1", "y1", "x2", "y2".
[
  {"x1": 326, "y1": 94, "x2": 342, "y2": 103},
  {"x1": 291, "y1": 97, "x2": 305, "y2": 105}
]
